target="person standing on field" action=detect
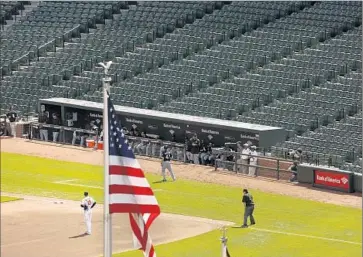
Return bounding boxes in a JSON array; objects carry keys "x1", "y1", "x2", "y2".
[
  {"x1": 161, "y1": 146, "x2": 176, "y2": 182},
  {"x1": 80, "y1": 192, "x2": 96, "y2": 235},
  {"x1": 241, "y1": 189, "x2": 255, "y2": 228}
]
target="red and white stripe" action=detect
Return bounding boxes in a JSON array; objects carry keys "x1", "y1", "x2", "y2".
[{"x1": 109, "y1": 155, "x2": 160, "y2": 257}]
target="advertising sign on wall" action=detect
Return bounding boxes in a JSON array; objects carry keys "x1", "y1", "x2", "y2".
[
  {"x1": 59, "y1": 105, "x2": 262, "y2": 146},
  {"x1": 313, "y1": 170, "x2": 353, "y2": 193},
  {"x1": 58, "y1": 105, "x2": 261, "y2": 147}
]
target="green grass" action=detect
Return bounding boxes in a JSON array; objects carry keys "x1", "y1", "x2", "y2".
[
  {"x1": 1, "y1": 152, "x2": 362, "y2": 257},
  {"x1": 0, "y1": 195, "x2": 22, "y2": 203}
]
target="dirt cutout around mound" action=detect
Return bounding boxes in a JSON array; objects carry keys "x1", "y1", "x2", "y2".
[
  {"x1": 1, "y1": 139, "x2": 361, "y2": 209},
  {"x1": 1, "y1": 193, "x2": 233, "y2": 257}
]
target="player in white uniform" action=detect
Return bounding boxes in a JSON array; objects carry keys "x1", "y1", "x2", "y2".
[
  {"x1": 238, "y1": 143, "x2": 251, "y2": 174},
  {"x1": 248, "y1": 145, "x2": 258, "y2": 176},
  {"x1": 80, "y1": 192, "x2": 96, "y2": 235}
]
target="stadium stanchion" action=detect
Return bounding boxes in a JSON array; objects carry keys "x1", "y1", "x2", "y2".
[{"x1": 276, "y1": 159, "x2": 280, "y2": 180}]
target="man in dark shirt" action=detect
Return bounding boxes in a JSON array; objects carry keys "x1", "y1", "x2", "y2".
[
  {"x1": 206, "y1": 142, "x2": 215, "y2": 165},
  {"x1": 199, "y1": 140, "x2": 208, "y2": 165},
  {"x1": 6, "y1": 106, "x2": 18, "y2": 137},
  {"x1": 72, "y1": 120, "x2": 91, "y2": 147},
  {"x1": 241, "y1": 189, "x2": 256, "y2": 228},
  {"x1": 190, "y1": 134, "x2": 200, "y2": 164},
  {"x1": 38, "y1": 110, "x2": 50, "y2": 141},
  {"x1": 51, "y1": 113, "x2": 61, "y2": 142},
  {"x1": 185, "y1": 137, "x2": 193, "y2": 163}
]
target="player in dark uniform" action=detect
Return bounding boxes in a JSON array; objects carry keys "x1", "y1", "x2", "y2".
[
  {"x1": 241, "y1": 189, "x2": 256, "y2": 228},
  {"x1": 161, "y1": 146, "x2": 176, "y2": 182}
]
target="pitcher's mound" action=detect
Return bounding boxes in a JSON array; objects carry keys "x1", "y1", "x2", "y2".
[{"x1": 1, "y1": 195, "x2": 233, "y2": 257}]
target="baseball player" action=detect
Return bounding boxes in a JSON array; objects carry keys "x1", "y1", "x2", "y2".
[
  {"x1": 80, "y1": 192, "x2": 96, "y2": 235},
  {"x1": 248, "y1": 145, "x2": 258, "y2": 176},
  {"x1": 240, "y1": 143, "x2": 251, "y2": 174},
  {"x1": 161, "y1": 146, "x2": 176, "y2": 182},
  {"x1": 241, "y1": 189, "x2": 255, "y2": 228}
]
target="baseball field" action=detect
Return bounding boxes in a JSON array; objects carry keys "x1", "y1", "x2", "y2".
[{"x1": 1, "y1": 139, "x2": 362, "y2": 257}]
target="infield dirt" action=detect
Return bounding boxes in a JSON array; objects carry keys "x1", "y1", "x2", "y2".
[{"x1": 1, "y1": 193, "x2": 232, "y2": 257}]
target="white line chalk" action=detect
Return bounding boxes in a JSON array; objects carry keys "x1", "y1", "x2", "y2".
[
  {"x1": 2, "y1": 237, "x2": 57, "y2": 247},
  {"x1": 251, "y1": 227, "x2": 361, "y2": 245},
  {"x1": 54, "y1": 179, "x2": 78, "y2": 183}
]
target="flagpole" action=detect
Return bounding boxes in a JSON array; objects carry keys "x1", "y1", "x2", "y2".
[
  {"x1": 221, "y1": 226, "x2": 227, "y2": 257},
  {"x1": 103, "y1": 72, "x2": 112, "y2": 257}
]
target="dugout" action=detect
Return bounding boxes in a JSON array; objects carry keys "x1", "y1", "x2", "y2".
[{"x1": 38, "y1": 97, "x2": 286, "y2": 148}]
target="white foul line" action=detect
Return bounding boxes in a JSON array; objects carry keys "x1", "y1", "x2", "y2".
[
  {"x1": 55, "y1": 179, "x2": 78, "y2": 183},
  {"x1": 251, "y1": 228, "x2": 362, "y2": 245},
  {"x1": 2, "y1": 237, "x2": 57, "y2": 247}
]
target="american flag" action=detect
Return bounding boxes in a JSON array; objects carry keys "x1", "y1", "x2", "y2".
[{"x1": 107, "y1": 95, "x2": 160, "y2": 257}]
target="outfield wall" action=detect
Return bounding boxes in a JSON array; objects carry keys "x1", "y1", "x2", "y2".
[
  {"x1": 38, "y1": 97, "x2": 286, "y2": 148},
  {"x1": 297, "y1": 164, "x2": 361, "y2": 193}
]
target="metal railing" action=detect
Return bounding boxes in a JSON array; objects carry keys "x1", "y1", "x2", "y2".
[
  {"x1": 126, "y1": 136, "x2": 186, "y2": 163},
  {"x1": 212, "y1": 148, "x2": 293, "y2": 181},
  {"x1": 271, "y1": 146, "x2": 362, "y2": 170},
  {"x1": 28, "y1": 122, "x2": 186, "y2": 162},
  {"x1": 29, "y1": 122, "x2": 97, "y2": 146},
  {"x1": 27, "y1": 122, "x2": 299, "y2": 181}
]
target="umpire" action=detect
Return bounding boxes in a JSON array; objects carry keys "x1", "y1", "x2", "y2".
[{"x1": 241, "y1": 189, "x2": 256, "y2": 228}]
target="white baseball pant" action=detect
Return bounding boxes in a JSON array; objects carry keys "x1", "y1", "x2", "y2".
[
  {"x1": 162, "y1": 161, "x2": 175, "y2": 181},
  {"x1": 84, "y1": 209, "x2": 92, "y2": 234}
]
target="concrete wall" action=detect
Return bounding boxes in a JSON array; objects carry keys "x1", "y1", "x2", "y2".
[{"x1": 353, "y1": 173, "x2": 362, "y2": 192}]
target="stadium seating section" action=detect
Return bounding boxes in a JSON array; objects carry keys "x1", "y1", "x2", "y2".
[
  {"x1": 0, "y1": 1, "x2": 30, "y2": 25},
  {"x1": 1, "y1": 1, "x2": 362, "y2": 172}
]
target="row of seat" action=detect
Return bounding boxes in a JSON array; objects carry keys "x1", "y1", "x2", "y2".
[
  {"x1": 0, "y1": 1, "x2": 29, "y2": 24},
  {"x1": 90, "y1": 1, "x2": 309, "y2": 110},
  {"x1": 1, "y1": 1, "x2": 362, "y2": 172},
  {"x1": 1, "y1": 1, "x2": 222, "y2": 114},
  {"x1": 238, "y1": 27, "x2": 361, "y2": 132},
  {"x1": 1, "y1": 1, "x2": 125, "y2": 69},
  {"x1": 273, "y1": 110, "x2": 362, "y2": 171},
  {"x1": 156, "y1": 3, "x2": 361, "y2": 119}
]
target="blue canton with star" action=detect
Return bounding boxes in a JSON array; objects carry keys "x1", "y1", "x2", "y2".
[{"x1": 108, "y1": 96, "x2": 135, "y2": 159}]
